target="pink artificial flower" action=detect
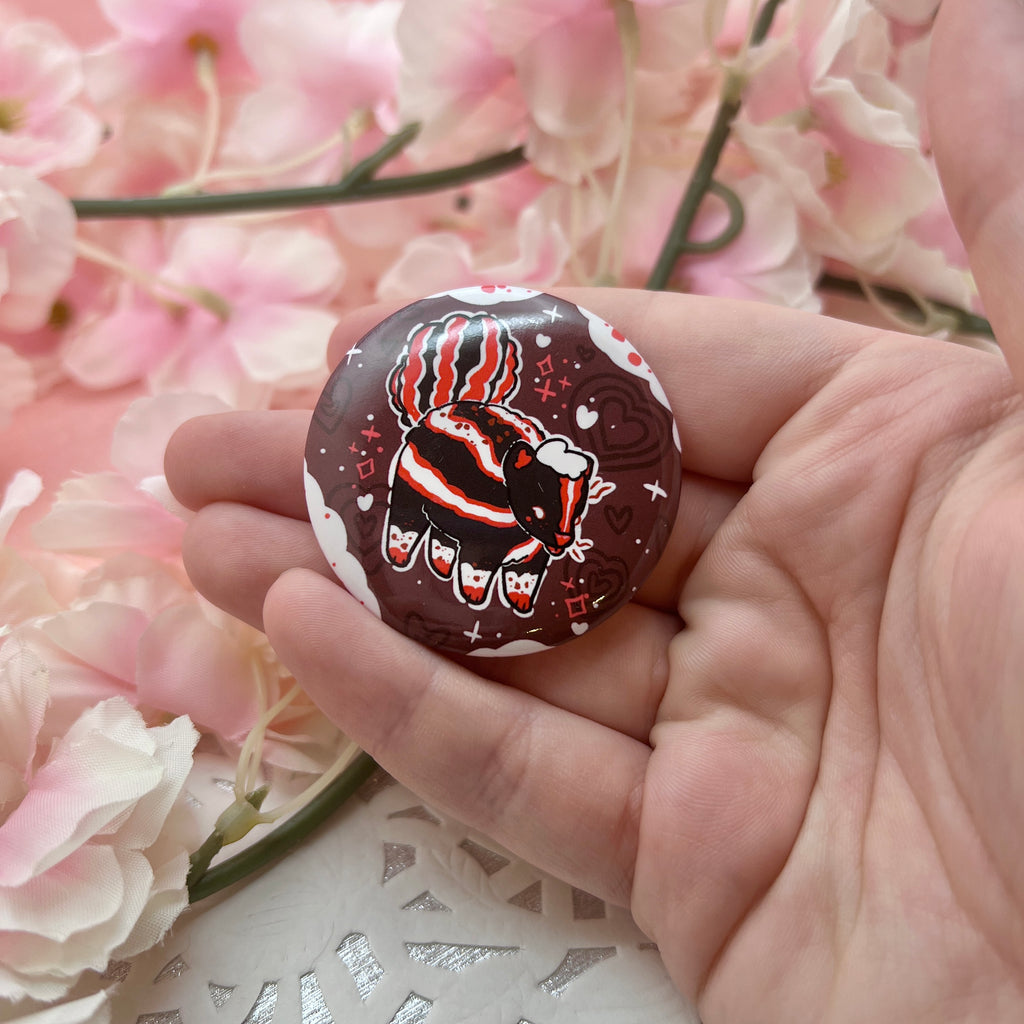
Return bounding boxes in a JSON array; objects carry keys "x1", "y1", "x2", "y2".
[
  {"x1": 0, "y1": 345, "x2": 34, "y2": 429},
  {"x1": 0, "y1": 470, "x2": 59, "y2": 630},
  {"x1": 69, "y1": 98, "x2": 206, "y2": 201},
  {"x1": 12, "y1": 554, "x2": 343, "y2": 774},
  {"x1": 87, "y1": 0, "x2": 258, "y2": 105},
  {"x1": 136, "y1": 601, "x2": 346, "y2": 774},
  {"x1": 376, "y1": 204, "x2": 569, "y2": 302},
  {"x1": 10, "y1": 551, "x2": 192, "y2": 747},
  {"x1": 63, "y1": 222, "x2": 342, "y2": 406},
  {"x1": 0, "y1": 166, "x2": 77, "y2": 333},
  {"x1": 398, "y1": 0, "x2": 710, "y2": 183},
  {"x1": 733, "y1": 0, "x2": 938, "y2": 270},
  {"x1": 870, "y1": 0, "x2": 940, "y2": 26},
  {"x1": 397, "y1": 0, "x2": 521, "y2": 156},
  {"x1": 618, "y1": 170, "x2": 821, "y2": 309},
  {"x1": 0, "y1": 647, "x2": 198, "y2": 1001},
  {"x1": 20, "y1": 391, "x2": 347, "y2": 771},
  {"x1": 224, "y1": 0, "x2": 401, "y2": 183},
  {"x1": 31, "y1": 392, "x2": 229, "y2": 558},
  {"x1": 0, "y1": 16, "x2": 103, "y2": 177}
]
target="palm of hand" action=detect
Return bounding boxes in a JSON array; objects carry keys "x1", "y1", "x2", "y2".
[
  {"x1": 643, "y1": 332, "x2": 1024, "y2": 1018},
  {"x1": 167, "y1": 296, "x2": 1024, "y2": 1020}
]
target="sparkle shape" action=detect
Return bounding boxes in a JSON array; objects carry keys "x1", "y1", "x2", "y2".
[
  {"x1": 564, "y1": 593, "x2": 590, "y2": 619},
  {"x1": 402, "y1": 890, "x2": 452, "y2": 912},
  {"x1": 459, "y1": 837, "x2": 510, "y2": 876},
  {"x1": 388, "y1": 993, "x2": 433, "y2": 1024},
  {"x1": 336, "y1": 933, "x2": 386, "y2": 1001},
  {"x1": 538, "y1": 947, "x2": 617, "y2": 997},
  {"x1": 534, "y1": 379, "x2": 556, "y2": 402},
  {"x1": 357, "y1": 457, "x2": 375, "y2": 480},
  {"x1": 405, "y1": 942, "x2": 519, "y2": 972},
  {"x1": 361, "y1": 424, "x2": 381, "y2": 442},
  {"x1": 103, "y1": 960, "x2": 132, "y2": 982},
  {"x1": 559, "y1": 578, "x2": 576, "y2": 591},
  {"x1": 558, "y1": 376, "x2": 572, "y2": 390},
  {"x1": 383, "y1": 841, "x2": 416, "y2": 882},
  {"x1": 299, "y1": 970, "x2": 333, "y2": 1024},
  {"x1": 644, "y1": 479, "x2": 668, "y2": 501},
  {"x1": 388, "y1": 804, "x2": 442, "y2": 824},
  {"x1": 536, "y1": 354, "x2": 554, "y2": 376},
  {"x1": 345, "y1": 346, "x2": 362, "y2": 364},
  {"x1": 543, "y1": 305, "x2": 563, "y2": 322},
  {"x1": 208, "y1": 983, "x2": 235, "y2": 1009},
  {"x1": 240, "y1": 980, "x2": 278, "y2": 1023},
  {"x1": 507, "y1": 880, "x2": 543, "y2": 913},
  {"x1": 571, "y1": 887, "x2": 606, "y2": 920},
  {"x1": 464, "y1": 620, "x2": 482, "y2": 644},
  {"x1": 154, "y1": 954, "x2": 189, "y2": 983}
]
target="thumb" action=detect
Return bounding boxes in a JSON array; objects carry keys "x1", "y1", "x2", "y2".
[{"x1": 929, "y1": 0, "x2": 1024, "y2": 385}]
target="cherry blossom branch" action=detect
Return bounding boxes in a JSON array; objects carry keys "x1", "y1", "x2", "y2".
[
  {"x1": 818, "y1": 273, "x2": 994, "y2": 339},
  {"x1": 187, "y1": 751, "x2": 378, "y2": 903},
  {"x1": 71, "y1": 124, "x2": 528, "y2": 220},
  {"x1": 645, "y1": 0, "x2": 786, "y2": 290}
]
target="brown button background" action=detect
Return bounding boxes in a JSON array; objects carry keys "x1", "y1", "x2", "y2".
[{"x1": 305, "y1": 286, "x2": 681, "y2": 657}]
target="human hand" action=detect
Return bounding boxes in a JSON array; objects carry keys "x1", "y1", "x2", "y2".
[{"x1": 164, "y1": 0, "x2": 1024, "y2": 1017}]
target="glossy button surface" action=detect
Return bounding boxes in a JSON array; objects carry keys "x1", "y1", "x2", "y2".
[{"x1": 305, "y1": 286, "x2": 681, "y2": 656}]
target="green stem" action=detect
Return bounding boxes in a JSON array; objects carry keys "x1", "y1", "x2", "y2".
[
  {"x1": 72, "y1": 128, "x2": 526, "y2": 220},
  {"x1": 185, "y1": 784, "x2": 270, "y2": 892},
  {"x1": 187, "y1": 751, "x2": 378, "y2": 904},
  {"x1": 334, "y1": 122, "x2": 420, "y2": 189},
  {"x1": 645, "y1": 0, "x2": 786, "y2": 291},
  {"x1": 817, "y1": 273, "x2": 994, "y2": 339},
  {"x1": 674, "y1": 180, "x2": 745, "y2": 255}
]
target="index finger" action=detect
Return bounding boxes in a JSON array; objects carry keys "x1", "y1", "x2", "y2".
[{"x1": 328, "y1": 288, "x2": 874, "y2": 484}]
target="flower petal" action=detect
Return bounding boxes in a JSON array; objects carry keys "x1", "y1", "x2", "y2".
[{"x1": 229, "y1": 303, "x2": 337, "y2": 383}]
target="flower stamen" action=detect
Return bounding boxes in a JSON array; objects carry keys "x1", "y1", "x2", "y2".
[{"x1": 0, "y1": 97, "x2": 24, "y2": 133}]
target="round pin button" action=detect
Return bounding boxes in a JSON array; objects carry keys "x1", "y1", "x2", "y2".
[{"x1": 304, "y1": 286, "x2": 681, "y2": 656}]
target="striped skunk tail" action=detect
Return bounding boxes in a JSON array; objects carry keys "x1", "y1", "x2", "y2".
[{"x1": 387, "y1": 311, "x2": 521, "y2": 428}]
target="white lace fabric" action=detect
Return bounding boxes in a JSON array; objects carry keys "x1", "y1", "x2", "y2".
[{"x1": 108, "y1": 768, "x2": 698, "y2": 1023}]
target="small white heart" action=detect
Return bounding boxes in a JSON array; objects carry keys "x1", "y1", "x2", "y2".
[
  {"x1": 575, "y1": 405, "x2": 598, "y2": 430},
  {"x1": 536, "y1": 333, "x2": 551, "y2": 348},
  {"x1": 356, "y1": 493, "x2": 373, "y2": 512},
  {"x1": 571, "y1": 622, "x2": 589, "y2": 636}
]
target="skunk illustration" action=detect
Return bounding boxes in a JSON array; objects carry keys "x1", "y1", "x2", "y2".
[{"x1": 383, "y1": 310, "x2": 611, "y2": 616}]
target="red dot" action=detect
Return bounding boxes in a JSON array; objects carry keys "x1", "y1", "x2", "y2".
[
  {"x1": 324, "y1": 513, "x2": 330, "y2": 519},
  {"x1": 482, "y1": 284, "x2": 496, "y2": 293},
  {"x1": 612, "y1": 329, "x2": 626, "y2": 342},
  {"x1": 627, "y1": 352, "x2": 642, "y2": 367}
]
